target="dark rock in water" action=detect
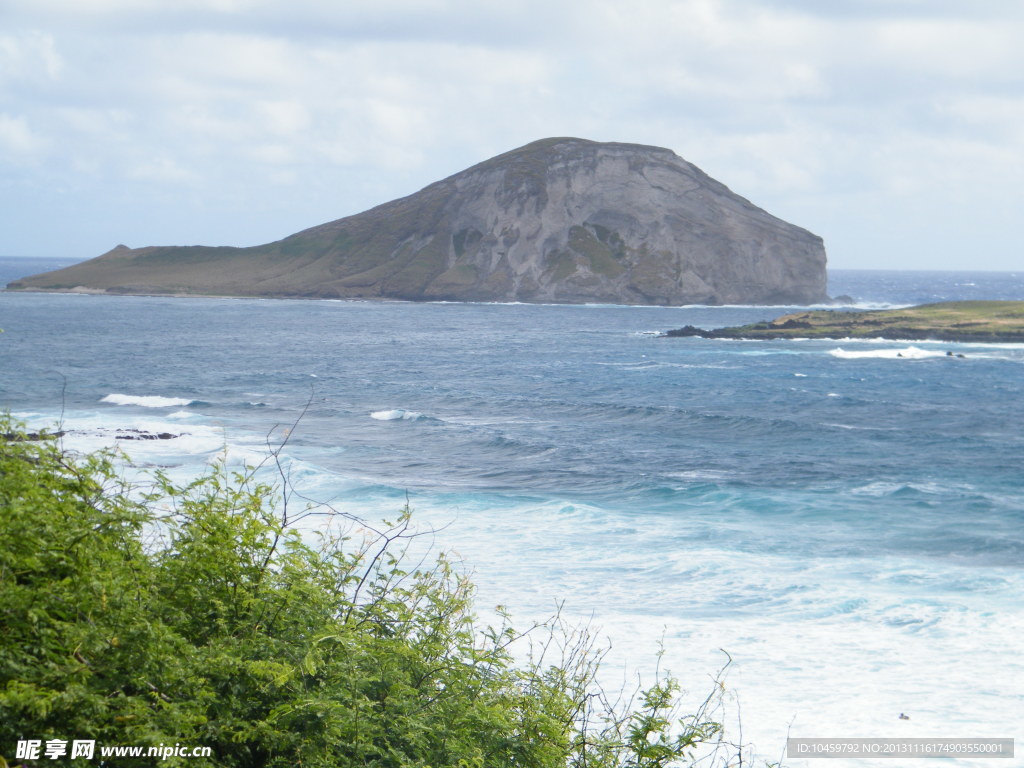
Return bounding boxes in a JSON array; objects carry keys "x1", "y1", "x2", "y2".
[
  {"x1": 2, "y1": 428, "x2": 180, "y2": 442},
  {"x1": 663, "y1": 325, "x2": 706, "y2": 338},
  {"x1": 2, "y1": 430, "x2": 66, "y2": 442},
  {"x1": 114, "y1": 429, "x2": 178, "y2": 440},
  {"x1": 8, "y1": 138, "x2": 828, "y2": 306}
]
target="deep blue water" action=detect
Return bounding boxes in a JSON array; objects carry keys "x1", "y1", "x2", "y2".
[
  {"x1": 829, "y1": 268, "x2": 1024, "y2": 306},
  {"x1": 2, "y1": 266, "x2": 1022, "y2": 764},
  {"x1": 0, "y1": 257, "x2": 80, "y2": 287}
]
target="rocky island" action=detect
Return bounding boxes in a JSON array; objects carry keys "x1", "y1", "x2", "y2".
[
  {"x1": 7, "y1": 138, "x2": 827, "y2": 305},
  {"x1": 664, "y1": 301, "x2": 1024, "y2": 343}
]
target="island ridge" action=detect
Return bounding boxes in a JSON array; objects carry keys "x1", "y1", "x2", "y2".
[{"x1": 7, "y1": 138, "x2": 827, "y2": 306}]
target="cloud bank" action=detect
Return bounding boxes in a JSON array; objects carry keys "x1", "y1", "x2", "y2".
[{"x1": 3, "y1": 0, "x2": 1022, "y2": 269}]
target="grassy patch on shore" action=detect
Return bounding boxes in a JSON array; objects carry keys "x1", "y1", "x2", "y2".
[{"x1": 666, "y1": 301, "x2": 1024, "y2": 343}]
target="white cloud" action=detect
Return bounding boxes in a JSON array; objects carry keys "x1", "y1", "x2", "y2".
[
  {"x1": 939, "y1": 95, "x2": 1024, "y2": 144},
  {"x1": 872, "y1": 19, "x2": 1021, "y2": 80},
  {"x1": 0, "y1": 31, "x2": 63, "y2": 87},
  {"x1": 1, "y1": 0, "x2": 1023, "y2": 268},
  {"x1": 127, "y1": 154, "x2": 197, "y2": 183},
  {"x1": 0, "y1": 113, "x2": 46, "y2": 159},
  {"x1": 254, "y1": 100, "x2": 311, "y2": 136}
]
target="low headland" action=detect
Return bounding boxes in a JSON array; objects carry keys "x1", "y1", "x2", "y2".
[{"x1": 664, "y1": 300, "x2": 1024, "y2": 343}]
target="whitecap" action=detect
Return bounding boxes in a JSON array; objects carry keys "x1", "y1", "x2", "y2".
[
  {"x1": 823, "y1": 423, "x2": 898, "y2": 432},
  {"x1": 667, "y1": 469, "x2": 731, "y2": 481},
  {"x1": 370, "y1": 409, "x2": 424, "y2": 421},
  {"x1": 101, "y1": 393, "x2": 194, "y2": 408},
  {"x1": 212, "y1": 444, "x2": 271, "y2": 467},
  {"x1": 829, "y1": 346, "x2": 946, "y2": 360}
]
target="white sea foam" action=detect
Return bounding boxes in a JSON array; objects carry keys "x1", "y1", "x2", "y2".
[
  {"x1": 372, "y1": 492, "x2": 1024, "y2": 768},
  {"x1": 821, "y1": 339, "x2": 1024, "y2": 360},
  {"x1": 102, "y1": 393, "x2": 194, "y2": 408},
  {"x1": 12, "y1": 409, "x2": 229, "y2": 463},
  {"x1": 828, "y1": 346, "x2": 946, "y2": 360},
  {"x1": 667, "y1": 469, "x2": 732, "y2": 481},
  {"x1": 820, "y1": 336, "x2": 943, "y2": 345},
  {"x1": 817, "y1": 301, "x2": 910, "y2": 311},
  {"x1": 371, "y1": 409, "x2": 424, "y2": 421},
  {"x1": 14, "y1": 400, "x2": 1020, "y2": 768},
  {"x1": 824, "y1": 423, "x2": 898, "y2": 432},
  {"x1": 214, "y1": 444, "x2": 273, "y2": 467},
  {"x1": 849, "y1": 480, "x2": 977, "y2": 497}
]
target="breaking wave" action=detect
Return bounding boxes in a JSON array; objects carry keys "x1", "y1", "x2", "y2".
[
  {"x1": 828, "y1": 346, "x2": 948, "y2": 360},
  {"x1": 101, "y1": 393, "x2": 196, "y2": 408},
  {"x1": 371, "y1": 409, "x2": 427, "y2": 421}
]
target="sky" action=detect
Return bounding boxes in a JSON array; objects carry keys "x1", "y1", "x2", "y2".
[{"x1": 2, "y1": 0, "x2": 1022, "y2": 271}]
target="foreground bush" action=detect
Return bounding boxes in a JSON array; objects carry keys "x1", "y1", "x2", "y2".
[{"x1": 1, "y1": 416, "x2": 734, "y2": 767}]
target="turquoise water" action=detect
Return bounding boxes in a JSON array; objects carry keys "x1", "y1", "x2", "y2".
[{"x1": 2, "y1": 268, "x2": 1022, "y2": 764}]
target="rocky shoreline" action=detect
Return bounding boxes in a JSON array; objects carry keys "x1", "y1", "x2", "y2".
[{"x1": 2, "y1": 428, "x2": 181, "y2": 442}]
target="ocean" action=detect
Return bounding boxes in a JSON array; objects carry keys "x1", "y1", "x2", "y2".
[{"x1": 2, "y1": 259, "x2": 1022, "y2": 766}]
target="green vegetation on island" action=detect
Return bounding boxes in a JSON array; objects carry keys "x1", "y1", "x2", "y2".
[
  {"x1": 664, "y1": 301, "x2": 1024, "y2": 343},
  {"x1": 1, "y1": 415, "x2": 753, "y2": 768}
]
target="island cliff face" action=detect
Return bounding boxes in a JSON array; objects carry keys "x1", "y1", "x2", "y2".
[{"x1": 8, "y1": 138, "x2": 828, "y2": 305}]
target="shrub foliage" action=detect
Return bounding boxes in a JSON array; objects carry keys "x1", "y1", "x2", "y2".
[{"x1": 1, "y1": 416, "x2": 731, "y2": 767}]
